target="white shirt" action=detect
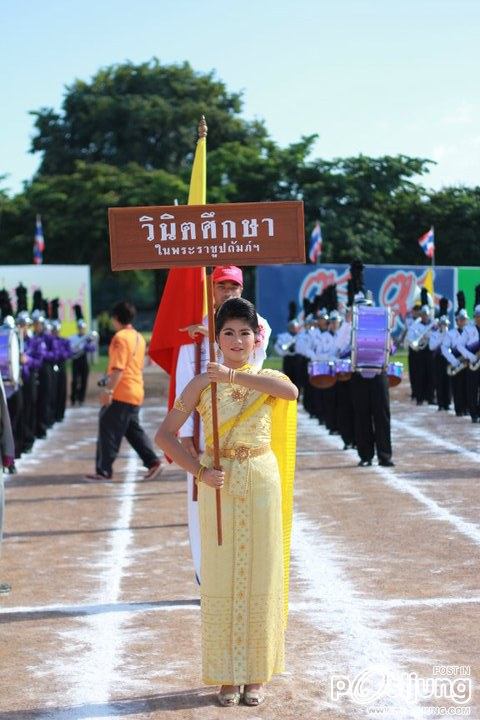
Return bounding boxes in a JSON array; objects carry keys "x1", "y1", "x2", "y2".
[
  {"x1": 311, "y1": 330, "x2": 336, "y2": 361},
  {"x1": 175, "y1": 312, "x2": 271, "y2": 438},
  {"x1": 406, "y1": 318, "x2": 433, "y2": 346},
  {"x1": 441, "y1": 328, "x2": 464, "y2": 366},
  {"x1": 295, "y1": 327, "x2": 318, "y2": 361},
  {"x1": 456, "y1": 323, "x2": 480, "y2": 362},
  {"x1": 334, "y1": 321, "x2": 352, "y2": 356},
  {"x1": 429, "y1": 329, "x2": 448, "y2": 352},
  {"x1": 274, "y1": 332, "x2": 297, "y2": 357}
]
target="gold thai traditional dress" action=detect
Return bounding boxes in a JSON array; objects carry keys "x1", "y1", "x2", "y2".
[{"x1": 192, "y1": 365, "x2": 297, "y2": 686}]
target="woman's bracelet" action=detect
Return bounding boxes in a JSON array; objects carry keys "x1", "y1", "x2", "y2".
[
  {"x1": 196, "y1": 465, "x2": 206, "y2": 484},
  {"x1": 228, "y1": 368, "x2": 236, "y2": 384}
]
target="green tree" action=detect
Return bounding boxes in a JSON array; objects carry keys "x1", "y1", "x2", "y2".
[{"x1": 30, "y1": 59, "x2": 269, "y2": 178}]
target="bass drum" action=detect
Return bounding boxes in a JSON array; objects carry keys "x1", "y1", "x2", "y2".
[
  {"x1": 351, "y1": 305, "x2": 391, "y2": 377},
  {"x1": 0, "y1": 329, "x2": 21, "y2": 388},
  {"x1": 308, "y1": 360, "x2": 337, "y2": 389}
]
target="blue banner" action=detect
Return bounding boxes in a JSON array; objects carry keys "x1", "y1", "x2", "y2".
[{"x1": 257, "y1": 264, "x2": 456, "y2": 338}]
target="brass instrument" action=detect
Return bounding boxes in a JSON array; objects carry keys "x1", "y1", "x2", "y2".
[
  {"x1": 409, "y1": 323, "x2": 436, "y2": 351},
  {"x1": 468, "y1": 341, "x2": 480, "y2": 371},
  {"x1": 446, "y1": 341, "x2": 480, "y2": 376},
  {"x1": 447, "y1": 357, "x2": 468, "y2": 377}
]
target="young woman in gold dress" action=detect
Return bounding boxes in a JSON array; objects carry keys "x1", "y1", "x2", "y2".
[{"x1": 155, "y1": 297, "x2": 298, "y2": 707}]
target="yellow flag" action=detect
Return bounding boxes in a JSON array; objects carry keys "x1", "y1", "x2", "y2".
[
  {"x1": 424, "y1": 268, "x2": 435, "y2": 298},
  {"x1": 188, "y1": 135, "x2": 206, "y2": 205},
  {"x1": 188, "y1": 129, "x2": 207, "y2": 314}
]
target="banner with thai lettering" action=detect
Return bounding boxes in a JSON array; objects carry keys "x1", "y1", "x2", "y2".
[
  {"x1": 0, "y1": 265, "x2": 91, "y2": 336},
  {"x1": 109, "y1": 201, "x2": 305, "y2": 269},
  {"x1": 257, "y1": 264, "x2": 457, "y2": 337}
]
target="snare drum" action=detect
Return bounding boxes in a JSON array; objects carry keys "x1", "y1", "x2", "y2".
[
  {"x1": 335, "y1": 358, "x2": 352, "y2": 381},
  {"x1": 351, "y1": 305, "x2": 391, "y2": 375},
  {"x1": 387, "y1": 361, "x2": 403, "y2": 387},
  {"x1": 0, "y1": 329, "x2": 21, "y2": 388},
  {"x1": 308, "y1": 360, "x2": 337, "y2": 389}
]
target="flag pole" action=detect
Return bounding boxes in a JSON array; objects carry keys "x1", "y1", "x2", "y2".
[
  {"x1": 206, "y1": 266, "x2": 223, "y2": 545},
  {"x1": 197, "y1": 114, "x2": 222, "y2": 545}
]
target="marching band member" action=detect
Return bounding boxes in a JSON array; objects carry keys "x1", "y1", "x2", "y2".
[
  {"x1": 320, "y1": 310, "x2": 340, "y2": 435},
  {"x1": 51, "y1": 320, "x2": 73, "y2": 422},
  {"x1": 16, "y1": 312, "x2": 38, "y2": 453},
  {"x1": 350, "y1": 295, "x2": 394, "y2": 468},
  {"x1": 334, "y1": 307, "x2": 355, "y2": 449},
  {"x1": 404, "y1": 303, "x2": 422, "y2": 401},
  {"x1": 406, "y1": 304, "x2": 435, "y2": 405},
  {"x1": 429, "y1": 315, "x2": 451, "y2": 411},
  {"x1": 69, "y1": 318, "x2": 96, "y2": 406},
  {"x1": 456, "y1": 303, "x2": 480, "y2": 423},
  {"x1": 441, "y1": 309, "x2": 469, "y2": 416},
  {"x1": 292, "y1": 313, "x2": 317, "y2": 417},
  {"x1": 31, "y1": 312, "x2": 54, "y2": 439},
  {"x1": 274, "y1": 319, "x2": 301, "y2": 392}
]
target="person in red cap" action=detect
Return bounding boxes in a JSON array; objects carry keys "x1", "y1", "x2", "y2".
[{"x1": 175, "y1": 265, "x2": 271, "y2": 581}]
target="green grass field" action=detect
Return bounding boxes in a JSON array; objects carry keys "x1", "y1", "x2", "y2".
[{"x1": 91, "y1": 349, "x2": 408, "y2": 374}]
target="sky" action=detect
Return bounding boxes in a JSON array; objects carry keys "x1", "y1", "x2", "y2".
[{"x1": 2, "y1": 0, "x2": 480, "y2": 196}]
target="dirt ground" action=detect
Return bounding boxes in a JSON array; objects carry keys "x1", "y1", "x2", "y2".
[{"x1": 0, "y1": 366, "x2": 479, "y2": 720}]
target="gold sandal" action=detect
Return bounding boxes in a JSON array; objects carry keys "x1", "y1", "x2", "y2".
[
  {"x1": 217, "y1": 687, "x2": 241, "y2": 707},
  {"x1": 243, "y1": 687, "x2": 265, "y2": 706}
]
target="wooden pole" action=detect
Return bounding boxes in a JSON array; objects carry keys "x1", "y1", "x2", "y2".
[
  {"x1": 192, "y1": 342, "x2": 201, "y2": 502},
  {"x1": 206, "y1": 267, "x2": 222, "y2": 545}
]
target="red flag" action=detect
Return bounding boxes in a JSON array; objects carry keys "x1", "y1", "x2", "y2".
[{"x1": 149, "y1": 267, "x2": 205, "y2": 408}]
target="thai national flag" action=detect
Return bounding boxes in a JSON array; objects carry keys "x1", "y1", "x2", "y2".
[
  {"x1": 33, "y1": 215, "x2": 45, "y2": 265},
  {"x1": 418, "y1": 226, "x2": 435, "y2": 259},
  {"x1": 309, "y1": 221, "x2": 323, "y2": 264}
]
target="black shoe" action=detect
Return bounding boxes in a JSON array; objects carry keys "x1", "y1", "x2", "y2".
[
  {"x1": 416, "y1": 400, "x2": 423, "y2": 406},
  {"x1": 379, "y1": 459, "x2": 395, "y2": 467},
  {"x1": 343, "y1": 443, "x2": 351, "y2": 450},
  {"x1": 472, "y1": 417, "x2": 479, "y2": 424},
  {"x1": 358, "y1": 460, "x2": 372, "y2": 467}
]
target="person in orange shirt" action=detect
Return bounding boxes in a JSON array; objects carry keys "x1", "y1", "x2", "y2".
[{"x1": 86, "y1": 301, "x2": 162, "y2": 481}]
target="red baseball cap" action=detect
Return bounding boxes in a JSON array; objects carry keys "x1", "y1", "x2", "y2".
[{"x1": 212, "y1": 265, "x2": 243, "y2": 286}]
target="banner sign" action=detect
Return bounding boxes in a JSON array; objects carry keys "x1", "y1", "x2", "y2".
[
  {"x1": 458, "y1": 267, "x2": 479, "y2": 316},
  {"x1": 0, "y1": 265, "x2": 91, "y2": 337},
  {"x1": 257, "y1": 264, "x2": 456, "y2": 337},
  {"x1": 109, "y1": 201, "x2": 305, "y2": 270}
]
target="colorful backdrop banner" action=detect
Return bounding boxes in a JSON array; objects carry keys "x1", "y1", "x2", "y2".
[
  {"x1": 457, "y1": 267, "x2": 479, "y2": 316},
  {"x1": 0, "y1": 265, "x2": 91, "y2": 337},
  {"x1": 257, "y1": 264, "x2": 457, "y2": 337}
]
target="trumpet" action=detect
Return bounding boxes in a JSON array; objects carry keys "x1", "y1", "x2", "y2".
[
  {"x1": 468, "y1": 344, "x2": 480, "y2": 372},
  {"x1": 409, "y1": 323, "x2": 436, "y2": 351},
  {"x1": 447, "y1": 358, "x2": 468, "y2": 376},
  {"x1": 447, "y1": 341, "x2": 480, "y2": 375}
]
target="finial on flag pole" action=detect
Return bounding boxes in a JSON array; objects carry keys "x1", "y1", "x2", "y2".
[{"x1": 198, "y1": 115, "x2": 208, "y2": 139}]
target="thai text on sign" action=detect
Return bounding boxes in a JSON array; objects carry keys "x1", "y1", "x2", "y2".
[{"x1": 108, "y1": 201, "x2": 305, "y2": 270}]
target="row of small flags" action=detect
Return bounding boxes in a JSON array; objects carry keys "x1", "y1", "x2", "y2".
[{"x1": 309, "y1": 221, "x2": 435, "y2": 263}]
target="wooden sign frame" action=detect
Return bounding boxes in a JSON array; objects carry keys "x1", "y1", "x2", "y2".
[{"x1": 108, "y1": 200, "x2": 305, "y2": 270}]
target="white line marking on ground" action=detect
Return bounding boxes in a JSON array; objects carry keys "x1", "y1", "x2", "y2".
[
  {"x1": 292, "y1": 513, "x2": 425, "y2": 719},
  {"x1": 291, "y1": 595, "x2": 480, "y2": 611},
  {"x1": 49, "y1": 449, "x2": 140, "y2": 714},
  {"x1": 298, "y1": 413, "x2": 480, "y2": 547},
  {"x1": 376, "y1": 465, "x2": 480, "y2": 546},
  {"x1": 392, "y1": 417, "x2": 479, "y2": 463}
]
